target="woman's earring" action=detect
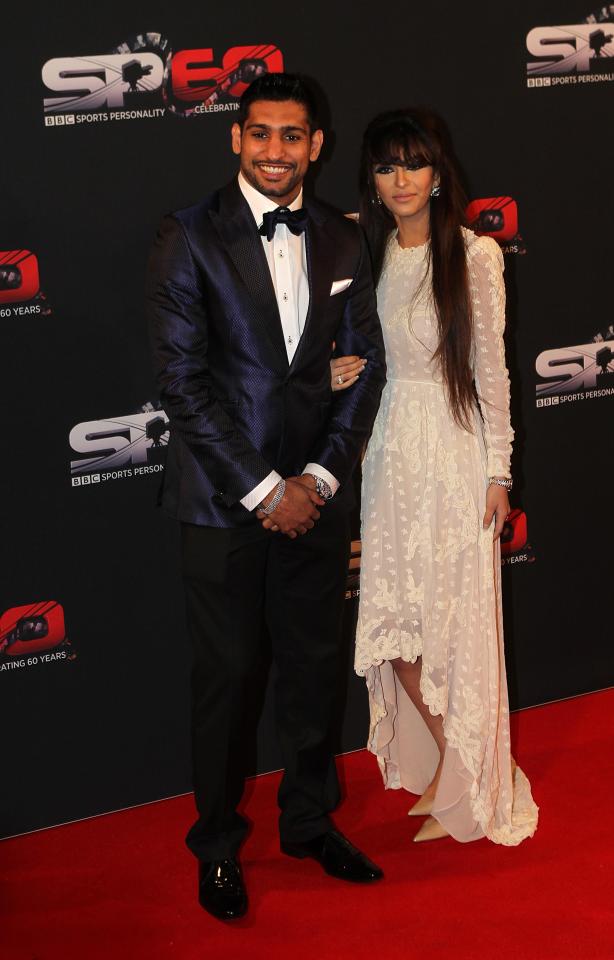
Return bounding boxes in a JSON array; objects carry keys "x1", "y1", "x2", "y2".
[
  {"x1": 430, "y1": 184, "x2": 441, "y2": 198},
  {"x1": 372, "y1": 193, "x2": 383, "y2": 206}
]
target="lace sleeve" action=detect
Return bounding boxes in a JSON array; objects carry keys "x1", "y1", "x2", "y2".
[{"x1": 468, "y1": 235, "x2": 513, "y2": 478}]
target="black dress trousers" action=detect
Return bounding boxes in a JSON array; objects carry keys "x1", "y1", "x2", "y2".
[{"x1": 181, "y1": 506, "x2": 351, "y2": 862}]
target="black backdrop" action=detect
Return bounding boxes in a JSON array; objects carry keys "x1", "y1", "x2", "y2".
[{"x1": 2, "y1": 1, "x2": 613, "y2": 838}]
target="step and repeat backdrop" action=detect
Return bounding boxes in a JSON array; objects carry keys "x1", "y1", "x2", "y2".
[{"x1": 2, "y1": 1, "x2": 613, "y2": 837}]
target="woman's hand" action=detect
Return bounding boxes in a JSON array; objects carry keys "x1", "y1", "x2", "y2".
[
  {"x1": 482, "y1": 483, "x2": 510, "y2": 541},
  {"x1": 331, "y1": 355, "x2": 366, "y2": 391}
]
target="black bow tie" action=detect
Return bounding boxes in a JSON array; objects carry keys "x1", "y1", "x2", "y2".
[{"x1": 259, "y1": 206, "x2": 309, "y2": 242}]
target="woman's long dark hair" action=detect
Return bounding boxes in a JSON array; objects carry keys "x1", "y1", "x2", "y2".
[{"x1": 359, "y1": 108, "x2": 474, "y2": 430}]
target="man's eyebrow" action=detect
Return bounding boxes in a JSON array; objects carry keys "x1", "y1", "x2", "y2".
[{"x1": 246, "y1": 123, "x2": 308, "y2": 133}]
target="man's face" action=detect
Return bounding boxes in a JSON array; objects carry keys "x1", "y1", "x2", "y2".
[{"x1": 232, "y1": 99, "x2": 323, "y2": 206}]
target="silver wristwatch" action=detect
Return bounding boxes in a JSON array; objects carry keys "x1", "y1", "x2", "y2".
[{"x1": 306, "y1": 474, "x2": 333, "y2": 501}]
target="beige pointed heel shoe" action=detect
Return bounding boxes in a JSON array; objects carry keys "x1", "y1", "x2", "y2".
[
  {"x1": 407, "y1": 794, "x2": 434, "y2": 817},
  {"x1": 413, "y1": 816, "x2": 449, "y2": 843}
]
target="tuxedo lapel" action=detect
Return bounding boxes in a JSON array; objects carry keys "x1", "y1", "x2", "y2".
[
  {"x1": 209, "y1": 180, "x2": 289, "y2": 371},
  {"x1": 290, "y1": 202, "x2": 336, "y2": 373}
]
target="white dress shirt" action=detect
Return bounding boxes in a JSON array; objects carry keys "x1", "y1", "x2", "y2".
[{"x1": 237, "y1": 173, "x2": 339, "y2": 511}]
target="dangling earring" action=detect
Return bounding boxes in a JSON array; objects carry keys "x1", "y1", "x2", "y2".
[
  {"x1": 371, "y1": 193, "x2": 383, "y2": 206},
  {"x1": 430, "y1": 184, "x2": 441, "y2": 198}
]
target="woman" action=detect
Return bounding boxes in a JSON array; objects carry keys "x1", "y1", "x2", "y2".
[{"x1": 333, "y1": 109, "x2": 538, "y2": 845}]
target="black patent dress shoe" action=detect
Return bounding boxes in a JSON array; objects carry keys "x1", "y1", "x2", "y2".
[
  {"x1": 281, "y1": 829, "x2": 384, "y2": 883},
  {"x1": 198, "y1": 857, "x2": 248, "y2": 921}
]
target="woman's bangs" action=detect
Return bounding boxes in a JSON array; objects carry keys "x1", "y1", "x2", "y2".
[{"x1": 369, "y1": 127, "x2": 434, "y2": 168}]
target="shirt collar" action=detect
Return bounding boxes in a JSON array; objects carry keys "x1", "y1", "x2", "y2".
[{"x1": 238, "y1": 171, "x2": 303, "y2": 228}]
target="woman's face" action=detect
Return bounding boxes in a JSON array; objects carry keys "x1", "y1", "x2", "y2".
[{"x1": 373, "y1": 158, "x2": 439, "y2": 224}]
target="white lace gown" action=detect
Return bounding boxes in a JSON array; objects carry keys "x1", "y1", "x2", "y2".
[{"x1": 355, "y1": 229, "x2": 538, "y2": 845}]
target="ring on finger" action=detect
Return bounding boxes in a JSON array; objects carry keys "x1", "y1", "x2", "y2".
[{"x1": 336, "y1": 375, "x2": 343, "y2": 385}]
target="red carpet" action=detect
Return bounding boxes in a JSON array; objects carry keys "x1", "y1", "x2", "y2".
[{"x1": 2, "y1": 690, "x2": 613, "y2": 960}]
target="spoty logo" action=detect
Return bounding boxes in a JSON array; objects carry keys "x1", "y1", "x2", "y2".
[
  {"x1": 536, "y1": 341, "x2": 614, "y2": 398},
  {"x1": 42, "y1": 35, "x2": 284, "y2": 117},
  {"x1": 69, "y1": 410, "x2": 170, "y2": 475},
  {"x1": 526, "y1": 24, "x2": 614, "y2": 77}
]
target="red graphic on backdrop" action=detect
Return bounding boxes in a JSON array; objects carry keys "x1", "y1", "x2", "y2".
[
  {"x1": 501, "y1": 509, "x2": 527, "y2": 556},
  {"x1": 466, "y1": 198, "x2": 518, "y2": 242},
  {"x1": 501, "y1": 510, "x2": 535, "y2": 565},
  {"x1": 171, "y1": 44, "x2": 284, "y2": 105},
  {"x1": 0, "y1": 602, "x2": 66, "y2": 657},
  {"x1": 0, "y1": 251, "x2": 40, "y2": 304}
]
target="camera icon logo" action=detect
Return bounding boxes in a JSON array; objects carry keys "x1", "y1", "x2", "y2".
[
  {"x1": 466, "y1": 198, "x2": 519, "y2": 243},
  {"x1": 0, "y1": 602, "x2": 66, "y2": 657},
  {"x1": 0, "y1": 251, "x2": 40, "y2": 305}
]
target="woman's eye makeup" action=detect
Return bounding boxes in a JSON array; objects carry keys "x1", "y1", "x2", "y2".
[{"x1": 374, "y1": 159, "x2": 430, "y2": 174}]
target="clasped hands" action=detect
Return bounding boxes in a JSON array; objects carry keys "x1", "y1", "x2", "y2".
[{"x1": 256, "y1": 476, "x2": 325, "y2": 539}]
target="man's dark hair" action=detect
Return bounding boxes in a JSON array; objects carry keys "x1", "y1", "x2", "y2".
[{"x1": 236, "y1": 72, "x2": 319, "y2": 130}]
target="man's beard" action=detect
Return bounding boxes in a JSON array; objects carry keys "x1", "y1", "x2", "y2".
[{"x1": 242, "y1": 163, "x2": 302, "y2": 199}]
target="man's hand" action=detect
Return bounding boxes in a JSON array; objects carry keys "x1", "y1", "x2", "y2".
[
  {"x1": 290, "y1": 474, "x2": 317, "y2": 493},
  {"x1": 482, "y1": 483, "x2": 510, "y2": 541},
  {"x1": 257, "y1": 478, "x2": 324, "y2": 538}
]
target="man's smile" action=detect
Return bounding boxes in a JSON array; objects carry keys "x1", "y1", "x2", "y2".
[{"x1": 256, "y1": 163, "x2": 294, "y2": 175}]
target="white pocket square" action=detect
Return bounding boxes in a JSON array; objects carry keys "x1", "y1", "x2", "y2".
[{"x1": 330, "y1": 278, "x2": 353, "y2": 296}]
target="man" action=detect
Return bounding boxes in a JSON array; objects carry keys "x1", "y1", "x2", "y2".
[{"x1": 146, "y1": 73, "x2": 386, "y2": 921}]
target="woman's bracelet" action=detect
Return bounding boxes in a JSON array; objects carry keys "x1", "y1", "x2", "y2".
[
  {"x1": 488, "y1": 477, "x2": 513, "y2": 491},
  {"x1": 259, "y1": 479, "x2": 286, "y2": 515}
]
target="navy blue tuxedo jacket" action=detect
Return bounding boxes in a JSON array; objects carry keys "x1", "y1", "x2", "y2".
[{"x1": 146, "y1": 178, "x2": 386, "y2": 527}]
